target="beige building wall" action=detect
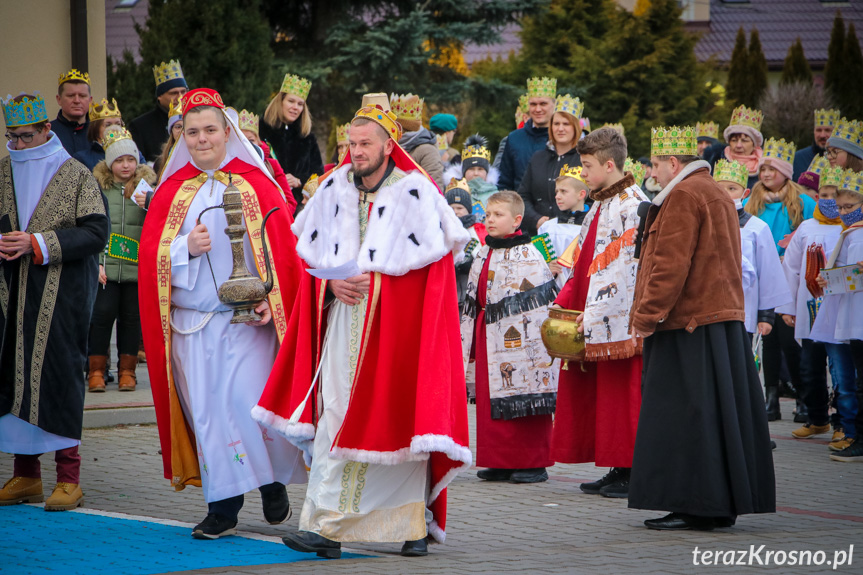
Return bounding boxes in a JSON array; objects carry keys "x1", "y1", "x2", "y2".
[{"x1": 0, "y1": 0, "x2": 106, "y2": 157}]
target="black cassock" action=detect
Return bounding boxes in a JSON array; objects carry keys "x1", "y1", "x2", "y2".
[
  {"x1": 628, "y1": 321, "x2": 776, "y2": 518},
  {"x1": 0, "y1": 157, "x2": 109, "y2": 440}
]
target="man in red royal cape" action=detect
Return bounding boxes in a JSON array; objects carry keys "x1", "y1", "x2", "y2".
[
  {"x1": 138, "y1": 88, "x2": 307, "y2": 540},
  {"x1": 253, "y1": 93, "x2": 472, "y2": 559}
]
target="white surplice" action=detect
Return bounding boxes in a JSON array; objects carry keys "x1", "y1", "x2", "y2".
[
  {"x1": 299, "y1": 189, "x2": 430, "y2": 543},
  {"x1": 738, "y1": 213, "x2": 792, "y2": 333},
  {"x1": 168, "y1": 162, "x2": 306, "y2": 503}
]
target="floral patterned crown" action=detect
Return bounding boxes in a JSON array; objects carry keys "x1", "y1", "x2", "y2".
[
  {"x1": 840, "y1": 169, "x2": 863, "y2": 194},
  {"x1": 336, "y1": 122, "x2": 350, "y2": 143},
  {"x1": 526, "y1": 77, "x2": 557, "y2": 99},
  {"x1": 280, "y1": 73, "x2": 311, "y2": 100},
  {"x1": 763, "y1": 138, "x2": 796, "y2": 164},
  {"x1": 728, "y1": 105, "x2": 763, "y2": 131},
  {"x1": 239, "y1": 109, "x2": 259, "y2": 134},
  {"x1": 713, "y1": 159, "x2": 749, "y2": 189},
  {"x1": 820, "y1": 165, "x2": 845, "y2": 189},
  {"x1": 555, "y1": 94, "x2": 584, "y2": 120},
  {"x1": 831, "y1": 118, "x2": 863, "y2": 148},
  {"x1": 814, "y1": 108, "x2": 841, "y2": 128},
  {"x1": 696, "y1": 121, "x2": 719, "y2": 139},
  {"x1": 624, "y1": 158, "x2": 645, "y2": 184},
  {"x1": 2, "y1": 93, "x2": 48, "y2": 128},
  {"x1": 650, "y1": 126, "x2": 697, "y2": 157},
  {"x1": 389, "y1": 94, "x2": 424, "y2": 122}
]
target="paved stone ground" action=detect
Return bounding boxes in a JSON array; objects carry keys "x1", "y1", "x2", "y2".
[{"x1": 3, "y1": 396, "x2": 861, "y2": 575}]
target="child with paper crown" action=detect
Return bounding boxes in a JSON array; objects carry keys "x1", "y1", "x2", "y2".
[
  {"x1": 539, "y1": 165, "x2": 589, "y2": 289},
  {"x1": 89, "y1": 127, "x2": 156, "y2": 393},
  {"x1": 460, "y1": 191, "x2": 558, "y2": 485},
  {"x1": 774, "y1": 166, "x2": 858, "y2": 446}
]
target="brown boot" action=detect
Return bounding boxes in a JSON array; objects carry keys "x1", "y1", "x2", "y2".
[
  {"x1": 45, "y1": 482, "x2": 84, "y2": 511},
  {"x1": 118, "y1": 354, "x2": 137, "y2": 391},
  {"x1": 88, "y1": 356, "x2": 107, "y2": 392},
  {"x1": 0, "y1": 476, "x2": 43, "y2": 505}
]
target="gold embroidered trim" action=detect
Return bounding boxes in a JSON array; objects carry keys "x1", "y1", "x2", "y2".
[
  {"x1": 10, "y1": 260, "x2": 28, "y2": 418},
  {"x1": 42, "y1": 231, "x2": 62, "y2": 265},
  {"x1": 338, "y1": 461, "x2": 369, "y2": 513},
  {"x1": 27, "y1": 160, "x2": 104, "y2": 238},
  {"x1": 29, "y1": 263, "x2": 62, "y2": 424},
  {"x1": 301, "y1": 500, "x2": 427, "y2": 543}
]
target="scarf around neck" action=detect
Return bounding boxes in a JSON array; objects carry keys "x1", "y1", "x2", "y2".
[{"x1": 724, "y1": 146, "x2": 763, "y2": 175}]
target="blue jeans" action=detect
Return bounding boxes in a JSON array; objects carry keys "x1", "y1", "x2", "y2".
[{"x1": 826, "y1": 343, "x2": 858, "y2": 438}]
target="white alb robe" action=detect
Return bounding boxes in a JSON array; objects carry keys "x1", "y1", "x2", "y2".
[{"x1": 739, "y1": 213, "x2": 792, "y2": 333}]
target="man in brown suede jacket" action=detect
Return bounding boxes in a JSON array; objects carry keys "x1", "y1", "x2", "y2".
[{"x1": 627, "y1": 126, "x2": 775, "y2": 531}]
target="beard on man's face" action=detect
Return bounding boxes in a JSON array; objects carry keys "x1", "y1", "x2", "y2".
[{"x1": 353, "y1": 147, "x2": 386, "y2": 178}]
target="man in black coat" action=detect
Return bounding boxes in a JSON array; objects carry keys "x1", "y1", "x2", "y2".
[{"x1": 128, "y1": 60, "x2": 188, "y2": 163}]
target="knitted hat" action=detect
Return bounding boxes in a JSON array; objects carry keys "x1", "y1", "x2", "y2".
[
  {"x1": 430, "y1": 113, "x2": 457, "y2": 133},
  {"x1": 461, "y1": 134, "x2": 491, "y2": 174},
  {"x1": 797, "y1": 172, "x2": 820, "y2": 193},
  {"x1": 103, "y1": 127, "x2": 139, "y2": 168},
  {"x1": 445, "y1": 178, "x2": 472, "y2": 213}
]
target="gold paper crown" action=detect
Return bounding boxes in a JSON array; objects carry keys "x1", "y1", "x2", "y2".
[
  {"x1": 58, "y1": 69, "x2": 90, "y2": 86},
  {"x1": 840, "y1": 169, "x2": 863, "y2": 194},
  {"x1": 555, "y1": 94, "x2": 584, "y2": 120},
  {"x1": 389, "y1": 94, "x2": 423, "y2": 122},
  {"x1": 807, "y1": 155, "x2": 831, "y2": 176},
  {"x1": 601, "y1": 123, "x2": 625, "y2": 136},
  {"x1": 238, "y1": 109, "x2": 259, "y2": 134},
  {"x1": 89, "y1": 98, "x2": 121, "y2": 122},
  {"x1": 518, "y1": 93, "x2": 529, "y2": 113},
  {"x1": 101, "y1": 126, "x2": 134, "y2": 150},
  {"x1": 336, "y1": 122, "x2": 350, "y2": 143},
  {"x1": 303, "y1": 174, "x2": 320, "y2": 198},
  {"x1": 436, "y1": 133, "x2": 448, "y2": 151},
  {"x1": 831, "y1": 117, "x2": 863, "y2": 148},
  {"x1": 696, "y1": 121, "x2": 719, "y2": 139},
  {"x1": 153, "y1": 60, "x2": 184, "y2": 87},
  {"x1": 820, "y1": 165, "x2": 845, "y2": 189},
  {"x1": 526, "y1": 77, "x2": 557, "y2": 99},
  {"x1": 445, "y1": 177, "x2": 471, "y2": 194},
  {"x1": 2, "y1": 94, "x2": 48, "y2": 128},
  {"x1": 462, "y1": 143, "x2": 491, "y2": 163},
  {"x1": 624, "y1": 158, "x2": 645, "y2": 184},
  {"x1": 815, "y1": 108, "x2": 841, "y2": 128},
  {"x1": 168, "y1": 98, "x2": 184, "y2": 119},
  {"x1": 559, "y1": 164, "x2": 586, "y2": 183},
  {"x1": 728, "y1": 105, "x2": 763, "y2": 131},
  {"x1": 713, "y1": 159, "x2": 749, "y2": 189},
  {"x1": 353, "y1": 104, "x2": 403, "y2": 141},
  {"x1": 763, "y1": 137, "x2": 796, "y2": 164},
  {"x1": 651, "y1": 126, "x2": 698, "y2": 157},
  {"x1": 280, "y1": 73, "x2": 311, "y2": 100}
]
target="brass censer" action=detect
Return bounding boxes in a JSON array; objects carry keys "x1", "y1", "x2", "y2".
[
  {"x1": 540, "y1": 308, "x2": 586, "y2": 371},
  {"x1": 197, "y1": 173, "x2": 279, "y2": 324}
]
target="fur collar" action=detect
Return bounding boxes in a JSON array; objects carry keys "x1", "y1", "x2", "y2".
[
  {"x1": 486, "y1": 233, "x2": 532, "y2": 250},
  {"x1": 652, "y1": 160, "x2": 711, "y2": 206},
  {"x1": 94, "y1": 161, "x2": 157, "y2": 198},
  {"x1": 590, "y1": 173, "x2": 635, "y2": 202}
]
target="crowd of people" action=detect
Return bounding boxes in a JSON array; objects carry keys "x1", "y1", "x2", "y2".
[{"x1": 0, "y1": 58, "x2": 861, "y2": 556}]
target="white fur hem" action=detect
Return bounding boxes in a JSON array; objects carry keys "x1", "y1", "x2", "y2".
[
  {"x1": 427, "y1": 519, "x2": 446, "y2": 544},
  {"x1": 251, "y1": 405, "x2": 315, "y2": 466}
]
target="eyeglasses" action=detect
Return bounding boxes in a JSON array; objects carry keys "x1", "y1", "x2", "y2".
[
  {"x1": 5, "y1": 132, "x2": 37, "y2": 143},
  {"x1": 826, "y1": 148, "x2": 842, "y2": 159},
  {"x1": 837, "y1": 201, "x2": 863, "y2": 213}
]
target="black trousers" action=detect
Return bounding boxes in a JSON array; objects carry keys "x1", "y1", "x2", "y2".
[
  {"x1": 208, "y1": 482, "x2": 284, "y2": 521},
  {"x1": 851, "y1": 340, "x2": 863, "y2": 433},
  {"x1": 798, "y1": 339, "x2": 831, "y2": 426},
  {"x1": 762, "y1": 320, "x2": 801, "y2": 391},
  {"x1": 88, "y1": 281, "x2": 141, "y2": 357}
]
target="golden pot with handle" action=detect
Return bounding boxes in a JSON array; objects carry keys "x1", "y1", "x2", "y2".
[{"x1": 540, "y1": 308, "x2": 585, "y2": 371}]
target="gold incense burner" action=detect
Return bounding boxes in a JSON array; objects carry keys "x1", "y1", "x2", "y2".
[
  {"x1": 198, "y1": 173, "x2": 279, "y2": 324},
  {"x1": 540, "y1": 308, "x2": 586, "y2": 370}
]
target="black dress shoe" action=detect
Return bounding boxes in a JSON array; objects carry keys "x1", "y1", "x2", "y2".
[
  {"x1": 510, "y1": 468, "x2": 548, "y2": 484},
  {"x1": 400, "y1": 538, "x2": 429, "y2": 557},
  {"x1": 714, "y1": 516, "x2": 736, "y2": 528},
  {"x1": 581, "y1": 467, "x2": 625, "y2": 495},
  {"x1": 282, "y1": 531, "x2": 341, "y2": 559},
  {"x1": 793, "y1": 400, "x2": 808, "y2": 424},
  {"x1": 770, "y1": 440, "x2": 777, "y2": 450},
  {"x1": 765, "y1": 386, "x2": 780, "y2": 421},
  {"x1": 644, "y1": 512, "x2": 715, "y2": 531},
  {"x1": 599, "y1": 470, "x2": 630, "y2": 499},
  {"x1": 476, "y1": 468, "x2": 513, "y2": 481},
  {"x1": 192, "y1": 513, "x2": 238, "y2": 539},
  {"x1": 261, "y1": 485, "x2": 291, "y2": 525}
]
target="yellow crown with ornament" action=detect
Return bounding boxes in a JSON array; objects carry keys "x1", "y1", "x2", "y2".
[
  {"x1": 696, "y1": 121, "x2": 719, "y2": 140},
  {"x1": 336, "y1": 122, "x2": 350, "y2": 144},
  {"x1": 763, "y1": 137, "x2": 796, "y2": 164},
  {"x1": 153, "y1": 60, "x2": 184, "y2": 87},
  {"x1": 554, "y1": 94, "x2": 584, "y2": 119},
  {"x1": 807, "y1": 155, "x2": 830, "y2": 176},
  {"x1": 462, "y1": 142, "x2": 491, "y2": 163},
  {"x1": 840, "y1": 169, "x2": 863, "y2": 194},
  {"x1": 101, "y1": 126, "x2": 134, "y2": 150},
  {"x1": 353, "y1": 104, "x2": 403, "y2": 141},
  {"x1": 820, "y1": 165, "x2": 845, "y2": 189},
  {"x1": 815, "y1": 108, "x2": 841, "y2": 128},
  {"x1": 713, "y1": 159, "x2": 749, "y2": 189},
  {"x1": 280, "y1": 73, "x2": 311, "y2": 100},
  {"x1": 601, "y1": 123, "x2": 625, "y2": 136},
  {"x1": 2, "y1": 93, "x2": 48, "y2": 128},
  {"x1": 831, "y1": 117, "x2": 863, "y2": 148},
  {"x1": 389, "y1": 94, "x2": 424, "y2": 122},
  {"x1": 624, "y1": 158, "x2": 645, "y2": 184},
  {"x1": 303, "y1": 174, "x2": 320, "y2": 199},
  {"x1": 445, "y1": 177, "x2": 471, "y2": 194},
  {"x1": 526, "y1": 77, "x2": 557, "y2": 100},
  {"x1": 728, "y1": 105, "x2": 763, "y2": 131},
  {"x1": 89, "y1": 98, "x2": 121, "y2": 122},
  {"x1": 651, "y1": 125, "x2": 697, "y2": 157},
  {"x1": 58, "y1": 69, "x2": 90, "y2": 86},
  {"x1": 238, "y1": 109, "x2": 259, "y2": 134},
  {"x1": 436, "y1": 133, "x2": 448, "y2": 151},
  {"x1": 518, "y1": 93, "x2": 530, "y2": 113},
  {"x1": 168, "y1": 98, "x2": 184, "y2": 119},
  {"x1": 559, "y1": 164, "x2": 586, "y2": 183}
]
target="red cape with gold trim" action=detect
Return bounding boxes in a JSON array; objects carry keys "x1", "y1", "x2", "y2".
[
  {"x1": 139, "y1": 158, "x2": 302, "y2": 488},
  {"x1": 253, "y1": 148, "x2": 470, "y2": 543}
]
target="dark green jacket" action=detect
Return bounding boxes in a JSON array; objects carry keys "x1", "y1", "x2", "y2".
[{"x1": 94, "y1": 161, "x2": 156, "y2": 283}]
